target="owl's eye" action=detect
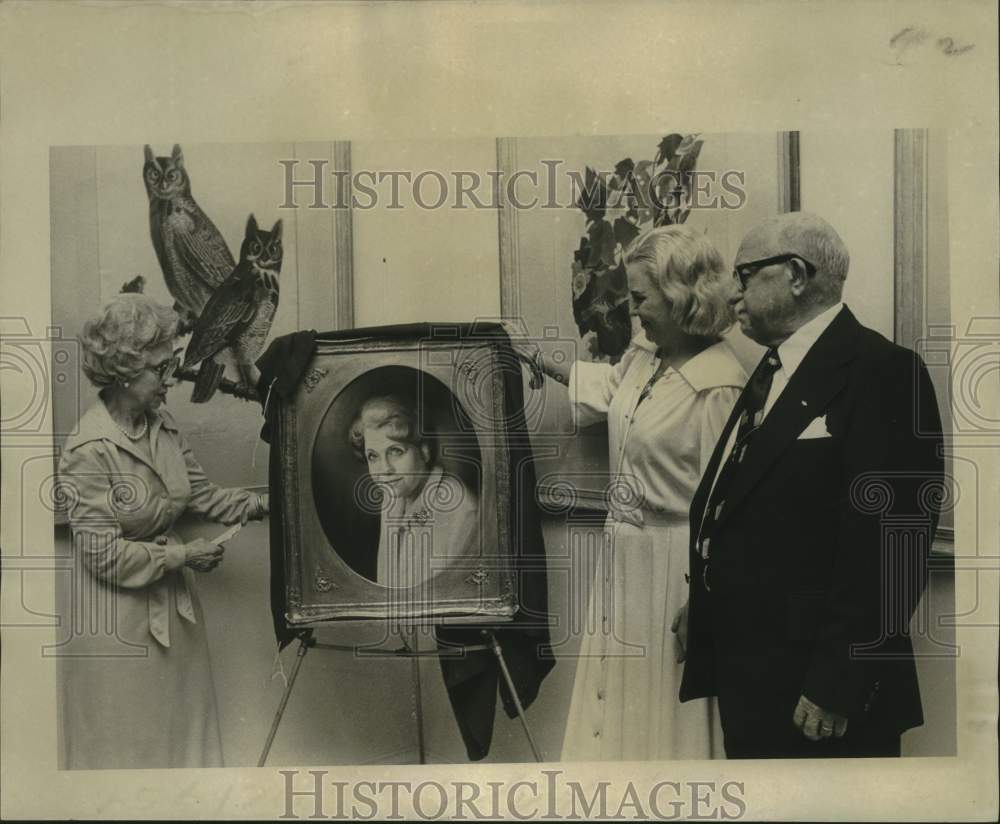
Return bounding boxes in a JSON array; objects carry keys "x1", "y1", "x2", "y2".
[
  {"x1": 147, "y1": 169, "x2": 160, "y2": 181},
  {"x1": 166, "y1": 170, "x2": 179, "y2": 182},
  {"x1": 269, "y1": 242, "x2": 282, "y2": 256},
  {"x1": 250, "y1": 241, "x2": 262, "y2": 255}
]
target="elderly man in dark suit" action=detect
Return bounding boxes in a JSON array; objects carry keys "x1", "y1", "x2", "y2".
[{"x1": 679, "y1": 212, "x2": 944, "y2": 758}]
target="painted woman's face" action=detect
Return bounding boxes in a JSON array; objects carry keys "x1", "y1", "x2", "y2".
[{"x1": 364, "y1": 427, "x2": 431, "y2": 503}]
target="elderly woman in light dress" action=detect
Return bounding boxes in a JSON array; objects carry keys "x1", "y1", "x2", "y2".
[
  {"x1": 518, "y1": 225, "x2": 747, "y2": 760},
  {"x1": 58, "y1": 292, "x2": 268, "y2": 769}
]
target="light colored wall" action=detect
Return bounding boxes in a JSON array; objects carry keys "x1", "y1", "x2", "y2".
[
  {"x1": 904, "y1": 567, "x2": 957, "y2": 756},
  {"x1": 50, "y1": 134, "x2": 954, "y2": 766},
  {"x1": 352, "y1": 139, "x2": 501, "y2": 326},
  {"x1": 800, "y1": 131, "x2": 896, "y2": 338}
]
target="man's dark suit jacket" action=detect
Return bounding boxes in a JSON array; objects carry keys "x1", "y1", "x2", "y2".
[{"x1": 680, "y1": 306, "x2": 944, "y2": 757}]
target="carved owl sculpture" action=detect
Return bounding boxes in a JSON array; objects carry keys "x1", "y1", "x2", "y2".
[
  {"x1": 183, "y1": 215, "x2": 282, "y2": 403},
  {"x1": 143, "y1": 144, "x2": 236, "y2": 334}
]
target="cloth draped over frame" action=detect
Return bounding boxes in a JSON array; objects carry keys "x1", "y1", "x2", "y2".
[{"x1": 255, "y1": 322, "x2": 554, "y2": 761}]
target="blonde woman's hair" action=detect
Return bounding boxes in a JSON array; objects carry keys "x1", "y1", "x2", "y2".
[{"x1": 623, "y1": 224, "x2": 734, "y2": 338}]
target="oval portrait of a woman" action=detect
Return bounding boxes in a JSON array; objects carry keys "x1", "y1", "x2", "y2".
[{"x1": 311, "y1": 366, "x2": 482, "y2": 588}]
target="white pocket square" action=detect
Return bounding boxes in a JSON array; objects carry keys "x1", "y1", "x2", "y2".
[{"x1": 797, "y1": 414, "x2": 832, "y2": 439}]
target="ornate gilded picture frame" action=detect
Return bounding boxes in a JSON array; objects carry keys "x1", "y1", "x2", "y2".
[{"x1": 276, "y1": 330, "x2": 519, "y2": 624}]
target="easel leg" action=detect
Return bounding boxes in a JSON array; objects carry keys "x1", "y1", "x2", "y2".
[
  {"x1": 407, "y1": 626, "x2": 427, "y2": 764},
  {"x1": 487, "y1": 632, "x2": 544, "y2": 762},
  {"x1": 256, "y1": 630, "x2": 541, "y2": 765},
  {"x1": 258, "y1": 632, "x2": 313, "y2": 767}
]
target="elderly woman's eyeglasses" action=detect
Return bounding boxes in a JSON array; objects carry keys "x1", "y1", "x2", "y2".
[
  {"x1": 733, "y1": 254, "x2": 816, "y2": 290},
  {"x1": 148, "y1": 355, "x2": 181, "y2": 382}
]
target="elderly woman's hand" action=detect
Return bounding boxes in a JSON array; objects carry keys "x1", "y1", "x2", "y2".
[{"x1": 184, "y1": 538, "x2": 224, "y2": 572}]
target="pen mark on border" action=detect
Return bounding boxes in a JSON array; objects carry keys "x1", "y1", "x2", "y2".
[
  {"x1": 888, "y1": 26, "x2": 975, "y2": 65},
  {"x1": 937, "y1": 37, "x2": 975, "y2": 57}
]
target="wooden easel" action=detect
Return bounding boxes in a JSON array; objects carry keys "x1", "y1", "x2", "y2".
[{"x1": 257, "y1": 627, "x2": 543, "y2": 766}]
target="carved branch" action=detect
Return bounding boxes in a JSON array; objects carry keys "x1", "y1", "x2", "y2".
[{"x1": 173, "y1": 366, "x2": 261, "y2": 402}]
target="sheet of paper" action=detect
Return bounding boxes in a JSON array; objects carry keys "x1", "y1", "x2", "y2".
[{"x1": 212, "y1": 523, "x2": 243, "y2": 546}]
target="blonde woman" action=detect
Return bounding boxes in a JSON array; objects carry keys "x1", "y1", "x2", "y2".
[{"x1": 516, "y1": 225, "x2": 747, "y2": 760}]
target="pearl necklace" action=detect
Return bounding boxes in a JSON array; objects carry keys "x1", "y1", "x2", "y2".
[{"x1": 113, "y1": 414, "x2": 148, "y2": 441}]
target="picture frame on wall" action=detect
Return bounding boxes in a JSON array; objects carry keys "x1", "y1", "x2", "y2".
[{"x1": 276, "y1": 328, "x2": 521, "y2": 625}]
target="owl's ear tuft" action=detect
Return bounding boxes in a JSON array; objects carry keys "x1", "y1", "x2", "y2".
[
  {"x1": 171, "y1": 144, "x2": 184, "y2": 165},
  {"x1": 143, "y1": 145, "x2": 154, "y2": 164},
  {"x1": 246, "y1": 214, "x2": 259, "y2": 237},
  {"x1": 271, "y1": 219, "x2": 283, "y2": 239}
]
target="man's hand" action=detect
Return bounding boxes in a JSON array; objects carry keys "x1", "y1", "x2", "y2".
[
  {"x1": 793, "y1": 694, "x2": 848, "y2": 741},
  {"x1": 671, "y1": 602, "x2": 689, "y2": 663}
]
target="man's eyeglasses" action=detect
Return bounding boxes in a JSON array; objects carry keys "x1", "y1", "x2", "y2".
[
  {"x1": 148, "y1": 354, "x2": 181, "y2": 382},
  {"x1": 733, "y1": 254, "x2": 816, "y2": 290}
]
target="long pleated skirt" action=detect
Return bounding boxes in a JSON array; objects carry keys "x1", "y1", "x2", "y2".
[{"x1": 560, "y1": 514, "x2": 723, "y2": 761}]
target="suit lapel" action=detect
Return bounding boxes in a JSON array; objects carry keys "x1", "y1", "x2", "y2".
[{"x1": 713, "y1": 307, "x2": 862, "y2": 530}]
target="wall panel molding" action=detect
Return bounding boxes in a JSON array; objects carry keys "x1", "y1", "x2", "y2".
[
  {"x1": 332, "y1": 140, "x2": 355, "y2": 330},
  {"x1": 496, "y1": 137, "x2": 520, "y2": 319},
  {"x1": 778, "y1": 131, "x2": 801, "y2": 213},
  {"x1": 894, "y1": 128, "x2": 929, "y2": 347}
]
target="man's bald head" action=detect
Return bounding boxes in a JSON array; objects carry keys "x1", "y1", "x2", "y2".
[
  {"x1": 730, "y1": 212, "x2": 851, "y2": 346},
  {"x1": 738, "y1": 212, "x2": 850, "y2": 304}
]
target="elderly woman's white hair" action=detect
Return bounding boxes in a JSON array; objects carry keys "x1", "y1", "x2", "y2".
[
  {"x1": 80, "y1": 293, "x2": 178, "y2": 388},
  {"x1": 623, "y1": 224, "x2": 734, "y2": 338}
]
